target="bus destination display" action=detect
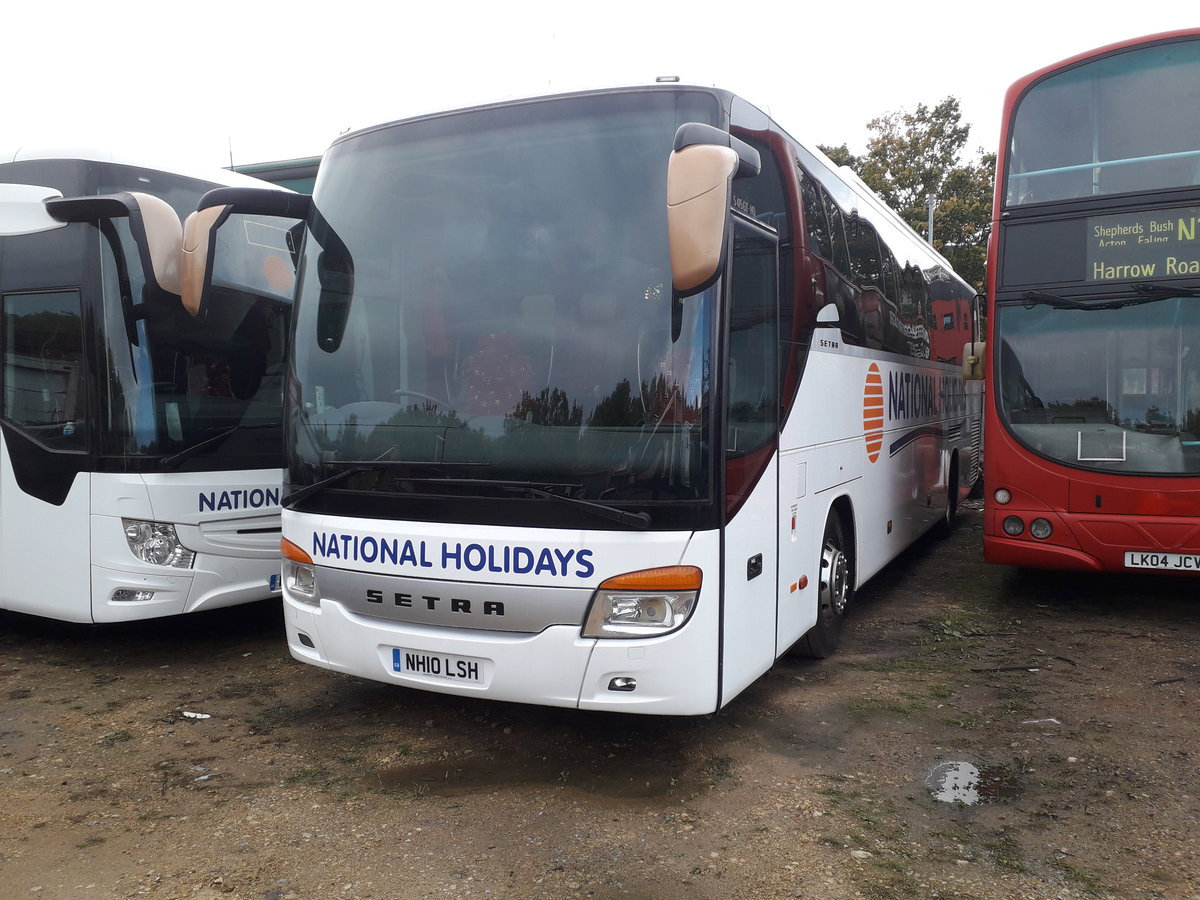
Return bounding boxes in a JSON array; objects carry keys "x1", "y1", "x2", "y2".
[{"x1": 1087, "y1": 205, "x2": 1200, "y2": 283}]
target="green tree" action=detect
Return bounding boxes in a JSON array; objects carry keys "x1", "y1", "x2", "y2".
[{"x1": 820, "y1": 97, "x2": 994, "y2": 290}]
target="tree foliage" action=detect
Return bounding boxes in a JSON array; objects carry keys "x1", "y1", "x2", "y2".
[{"x1": 819, "y1": 97, "x2": 994, "y2": 290}]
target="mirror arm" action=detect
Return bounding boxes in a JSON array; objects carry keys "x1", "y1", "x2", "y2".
[
  {"x1": 47, "y1": 192, "x2": 181, "y2": 296},
  {"x1": 673, "y1": 122, "x2": 762, "y2": 178},
  {"x1": 196, "y1": 187, "x2": 311, "y2": 218}
]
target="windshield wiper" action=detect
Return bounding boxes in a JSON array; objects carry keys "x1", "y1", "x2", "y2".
[
  {"x1": 1020, "y1": 289, "x2": 1157, "y2": 312},
  {"x1": 282, "y1": 458, "x2": 487, "y2": 509},
  {"x1": 285, "y1": 467, "x2": 651, "y2": 528},
  {"x1": 1130, "y1": 282, "x2": 1200, "y2": 300},
  {"x1": 502, "y1": 483, "x2": 652, "y2": 530},
  {"x1": 160, "y1": 422, "x2": 277, "y2": 469},
  {"x1": 282, "y1": 466, "x2": 364, "y2": 509},
  {"x1": 404, "y1": 476, "x2": 651, "y2": 529}
]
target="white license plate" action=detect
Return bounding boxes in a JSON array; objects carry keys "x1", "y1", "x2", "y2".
[
  {"x1": 1124, "y1": 551, "x2": 1200, "y2": 572},
  {"x1": 391, "y1": 648, "x2": 485, "y2": 684}
]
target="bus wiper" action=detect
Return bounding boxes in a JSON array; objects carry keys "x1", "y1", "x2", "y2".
[
  {"x1": 406, "y1": 476, "x2": 651, "y2": 529},
  {"x1": 283, "y1": 465, "x2": 365, "y2": 509},
  {"x1": 1021, "y1": 289, "x2": 1156, "y2": 311},
  {"x1": 160, "y1": 422, "x2": 277, "y2": 469},
  {"x1": 1131, "y1": 282, "x2": 1200, "y2": 300},
  {"x1": 504, "y1": 483, "x2": 652, "y2": 530},
  {"x1": 282, "y1": 458, "x2": 489, "y2": 509},
  {"x1": 1020, "y1": 290, "x2": 1083, "y2": 309}
]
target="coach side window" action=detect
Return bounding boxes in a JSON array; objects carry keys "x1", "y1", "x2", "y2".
[
  {"x1": 1, "y1": 290, "x2": 87, "y2": 449},
  {"x1": 822, "y1": 192, "x2": 852, "y2": 276},
  {"x1": 847, "y1": 215, "x2": 883, "y2": 290},
  {"x1": 797, "y1": 170, "x2": 830, "y2": 260}
]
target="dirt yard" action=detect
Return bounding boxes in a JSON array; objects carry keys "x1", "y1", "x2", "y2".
[{"x1": 2, "y1": 503, "x2": 1198, "y2": 899}]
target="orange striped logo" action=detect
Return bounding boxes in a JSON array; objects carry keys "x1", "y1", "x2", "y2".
[{"x1": 863, "y1": 363, "x2": 884, "y2": 463}]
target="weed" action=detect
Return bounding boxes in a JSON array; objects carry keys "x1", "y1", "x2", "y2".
[
  {"x1": 285, "y1": 766, "x2": 335, "y2": 786},
  {"x1": 985, "y1": 833, "x2": 1025, "y2": 872},
  {"x1": 1055, "y1": 862, "x2": 1108, "y2": 893}
]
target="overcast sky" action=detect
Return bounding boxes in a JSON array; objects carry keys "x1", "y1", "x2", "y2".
[{"x1": 4, "y1": 1, "x2": 1193, "y2": 174}]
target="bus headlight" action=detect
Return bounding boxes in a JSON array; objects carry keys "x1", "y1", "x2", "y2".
[
  {"x1": 994, "y1": 489, "x2": 1012, "y2": 505},
  {"x1": 1002, "y1": 516, "x2": 1025, "y2": 537},
  {"x1": 282, "y1": 538, "x2": 318, "y2": 605},
  {"x1": 121, "y1": 519, "x2": 195, "y2": 568},
  {"x1": 582, "y1": 566, "x2": 701, "y2": 638},
  {"x1": 1030, "y1": 518, "x2": 1053, "y2": 540}
]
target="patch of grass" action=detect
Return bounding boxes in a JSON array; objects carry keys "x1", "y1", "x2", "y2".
[
  {"x1": 1055, "y1": 862, "x2": 1109, "y2": 894},
  {"x1": 100, "y1": 730, "x2": 133, "y2": 746},
  {"x1": 847, "y1": 697, "x2": 928, "y2": 720},
  {"x1": 244, "y1": 705, "x2": 293, "y2": 735},
  {"x1": 942, "y1": 716, "x2": 980, "y2": 730},
  {"x1": 378, "y1": 780, "x2": 430, "y2": 800},
  {"x1": 933, "y1": 614, "x2": 993, "y2": 639},
  {"x1": 76, "y1": 836, "x2": 106, "y2": 849},
  {"x1": 701, "y1": 756, "x2": 734, "y2": 782},
  {"x1": 859, "y1": 872, "x2": 923, "y2": 899},
  {"x1": 984, "y1": 832, "x2": 1026, "y2": 873},
  {"x1": 284, "y1": 766, "x2": 339, "y2": 788}
]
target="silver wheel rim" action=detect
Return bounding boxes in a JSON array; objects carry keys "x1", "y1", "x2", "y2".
[{"x1": 820, "y1": 539, "x2": 849, "y2": 617}]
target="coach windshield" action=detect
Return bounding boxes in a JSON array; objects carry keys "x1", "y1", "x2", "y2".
[{"x1": 288, "y1": 90, "x2": 723, "y2": 528}]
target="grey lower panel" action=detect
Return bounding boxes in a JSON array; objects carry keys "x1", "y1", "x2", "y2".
[{"x1": 317, "y1": 565, "x2": 593, "y2": 633}]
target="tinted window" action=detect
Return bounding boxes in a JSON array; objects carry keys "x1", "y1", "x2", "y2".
[
  {"x1": 1006, "y1": 37, "x2": 1200, "y2": 206},
  {"x1": 2, "y1": 291, "x2": 86, "y2": 449}
]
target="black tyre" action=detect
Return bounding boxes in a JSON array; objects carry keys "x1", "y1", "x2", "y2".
[
  {"x1": 934, "y1": 457, "x2": 959, "y2": 539},
  {"x1": 797, "y1": 513, "x2": 853, "y2": 658}
]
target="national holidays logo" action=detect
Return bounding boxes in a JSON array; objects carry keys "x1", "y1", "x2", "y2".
[{"x1": 862, "y1": 363, "x2": 884, "y2": 463}]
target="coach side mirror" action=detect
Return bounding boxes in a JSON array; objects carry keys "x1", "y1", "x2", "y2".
[
  {"x1": 42, "y1": 191, "x2": 183, "y2": 297},
  {"x1": 182, "y1": 187, "x2": 311, "y2": 317},
  {"x1": 182, "y1": 204, "x2": 228, "y2": 316},
  {"x1": 667, "y1": 123, "x2": 761, "y2": 298},
  {"x1": 963, "y1": 341, "x2": 986, "y2": 380}
]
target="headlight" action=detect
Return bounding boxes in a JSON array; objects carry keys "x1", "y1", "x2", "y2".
[
  {"x1": 1030, "y1": 518, "x2": 1053, "y2": 540},
  {"x1": 582, "y1": 566, "x2": 701, "y2": 638},
  {"x1": 121, "y1": 519, "x2": 195, "y2": 568},
  {"x1": 282, "y1": 538, "x2": 318, "y2": 605},
  {"x1": 1002, "y1": 516, "x2": 1025, "y2": 537}
]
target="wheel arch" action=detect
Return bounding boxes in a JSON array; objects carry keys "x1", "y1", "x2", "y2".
[{"x1": 827, "y1": 494, "x2": 856, "y2": 589}]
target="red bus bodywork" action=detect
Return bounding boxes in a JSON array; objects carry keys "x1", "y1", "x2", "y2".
[{"x1": 983, "y1": 28, "x2": 1200, "y2": 574}]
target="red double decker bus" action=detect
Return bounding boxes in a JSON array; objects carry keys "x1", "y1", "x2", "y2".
[{"x1": 983, "y1": 29, "x2": 1200, "y2": 574}]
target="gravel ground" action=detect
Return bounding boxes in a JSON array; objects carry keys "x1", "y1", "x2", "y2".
[{"x1": 2, "y1": 504, "x2": 1198, "y2": 899}]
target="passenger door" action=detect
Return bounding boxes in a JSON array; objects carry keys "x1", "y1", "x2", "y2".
[
  {"x1": 718, "y1": 218, "x2": 781, "y2": 704},
  {"x1": 0, "y1": 289, "x2": 92, "y2": 619}
]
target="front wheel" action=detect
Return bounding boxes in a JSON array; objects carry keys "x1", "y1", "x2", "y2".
[{"x1": 797, "y1": 514, "x2": 853, "y2": 658}]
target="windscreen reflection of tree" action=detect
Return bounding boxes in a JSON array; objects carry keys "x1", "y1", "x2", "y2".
[
  {"x1": 509, "y1": 388, "x2": 584, "y2": 430},
  {"x1": 586, "y1": 375, "x2": 703, "y2": 429},
  {"x1": 1046, "y1": 397, "x2": 1115, "y2": 424},
  {"x1": 333, "y1": 404, "x2": 472, "y2": 460},
  {"x1": 587, "y1": 380, "x2": 641, "y2": 428}
]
